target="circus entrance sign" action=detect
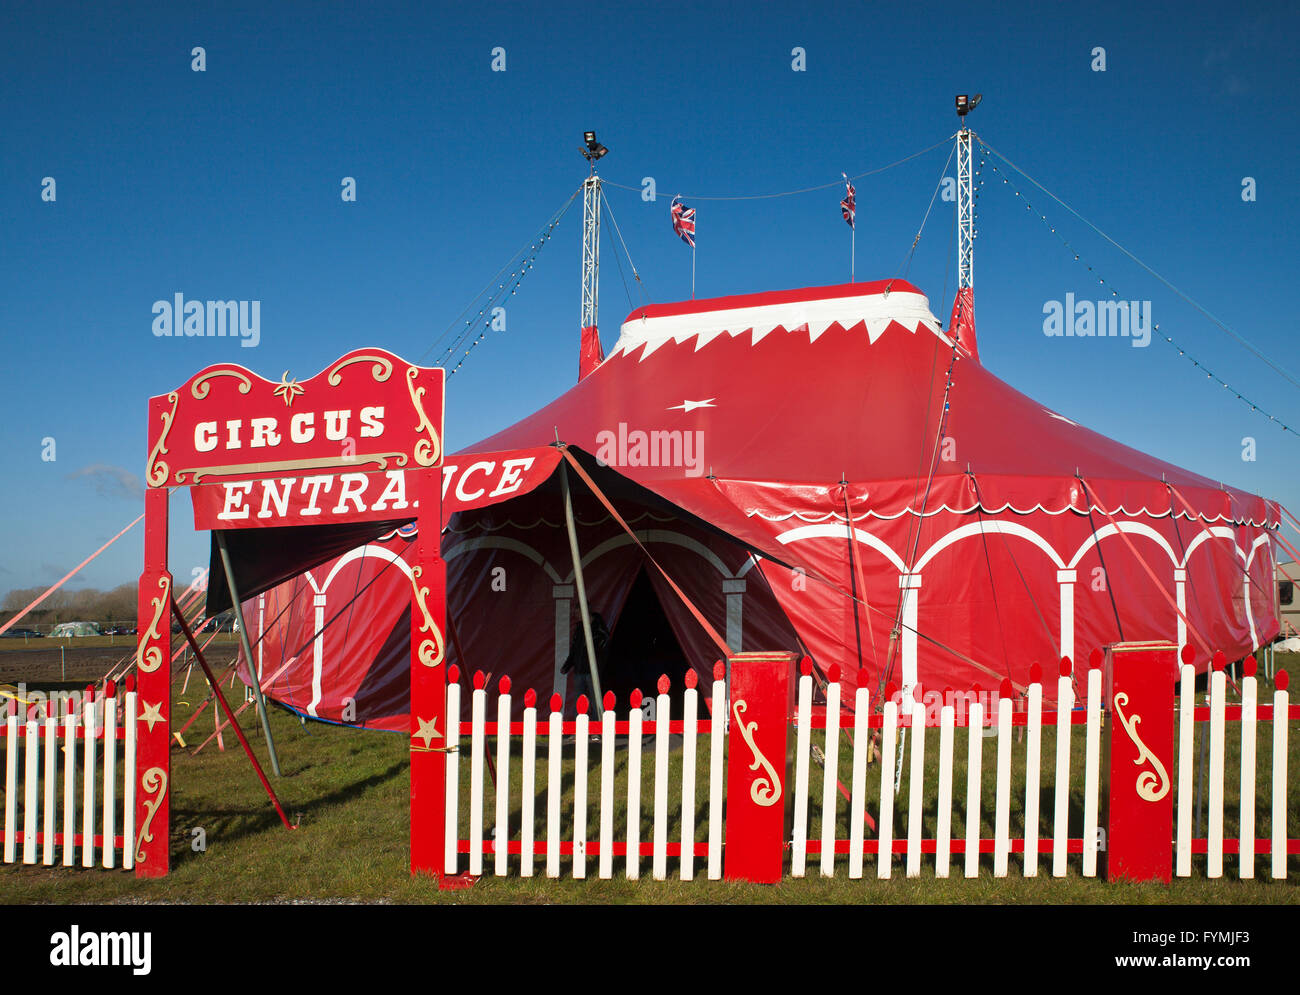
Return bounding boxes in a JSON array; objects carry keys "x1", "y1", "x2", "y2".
[{"x1": 135, "y1": 349, "x2": 445, "y2": 877}]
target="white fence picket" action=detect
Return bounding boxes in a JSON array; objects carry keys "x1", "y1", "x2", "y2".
[
  {"x1": 822, "y1": 674, "x2": 841, "y2": 878},
  {"x1": 443, "y1": 678, "x2": 460, "y2": 875},
  {"x1": 905, "y1": 688, "x2": 925, "y2": 878},
  {"x1": 652, "y1": 686, "x2": 670, "y2": 881},
  {"x1": 627, "y1": 693, "x2": 643, "y2": 880},
  {"x1": 22, "y1": 718, "x2": 38, "y2": 865},
  {"x1": 791, "y1": 671, "x2": 812, "y2": 878},
  {"x1": 994, "y1": 692, "x2": 1012, "y2": 878},
  {"x1": 1082, "y1": 666, "x2": 1102, "y2": 878},
  {"x1": 681, "y1": 677, "x2": 698, "y2": 881},
  {"x1": 848, "y1": 688, "x2": 870, "y2": 880},
  {"x1": 1176, "y1": 662, "x2": 1194, "y2": 877},
  {"x1": 82, "y1": 695, "x2": 96, "y2": 868},
  {"x1": 1272, "y1": 680, "x2": 1289, "y2": 880},
  {"x1": 43, "y1": 712, "x2": 57, "y2": 866},
  {"x1": 546, "y1": 699, "x2": 562, "y2": 879},
  {"x1": 573, "y1": 706, "x2": 589, "y2": 879},
  {"x1": 936, "y1": 702, "x2": 955, "y2": 879},
  {"x1": 1023, "y1": 675, "x2": 1042, "y2": 877},
  {"x1": 1208, "y1": 664, "x2": 1226, "y2": 879},
  {"x1": 707, "y1": 673, "x2": 725, "y2": 881},
  {"x1": 62, "y1": 704, "x2": 75, "y2": 867},
  {"x1": 1239, "y1": 667, "x2": 1256, "y2": 879},
  {"x1": 1053, "y1": 668, "x2": 1074, "y2": 877},
  {"x1": 521, "y1": 696, "x2": 537, "y2": 878},
  {"x1": 599, "y1": 697, "x2": 615, "y2": 880},
  {"x1": 4, "y1": 711, "x2": 16, "y2": 864},
  {"x1": 877, "y1": 698, "x2": 898, "y2": 879},
  {"x1": 123, "y1": 688, "x2": 136, "y2": 871},
  {"x1": 102, "y1": 692, "x2": 117, "y2": 869},
  {"x1": 495, "y1": 682, "x2": 512, "y2": 877},
  {"x1": 469, "y1": 679, "x2": 486, "y2": 877},
  {"x1": 964, "y1": 700, "x2": 983, "y2": 878}
]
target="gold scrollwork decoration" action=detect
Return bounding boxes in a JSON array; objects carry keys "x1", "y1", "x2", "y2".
[
  {"x1": 191, "y1": 369, "x2": 252, "y2": 400},
  {"x1": 732, "y1": 699, "x2": 782, "y2": 807},
  {"x1": 135, "y1": 575, "x2": 171, "y2": 673},
  {"x1": 135, "y1": 766, "x2": 169, "y2": 864},
  {"x1": 411, "y1": 565, "x2": 445, "y2": 668},
  {"x1": 328, "y1": 353, "x2": 394, "y2": 386},
  {"x1": 406, "y1": 366, "x2": 442, "y2": 467},
  {"x1": 1113, "y1": 691, "x2": 1171, "y2": 803},
  {"x1": 145, "y1": 392, "x2": 179, "y2": 487}
]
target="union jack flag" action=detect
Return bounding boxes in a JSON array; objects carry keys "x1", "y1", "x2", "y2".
[
  {"x1": 670, "y1": 196, "x2": 696, "y2": 248},
  {"x1": 840, "y1": 173, "x2": 855, "y2": 229}
]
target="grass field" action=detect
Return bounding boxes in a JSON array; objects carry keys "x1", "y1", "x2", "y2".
[{"x1": 0, "y1": 646, "x2": 1297, "y2": 904}]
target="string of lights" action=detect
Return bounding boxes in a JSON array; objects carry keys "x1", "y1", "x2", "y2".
[
  {"x1": 979, "y1": 143, "x2": 1299, "y2": 439},
  {"x1": 422, "y1": 188, "x2": 579, "y2": 376}
]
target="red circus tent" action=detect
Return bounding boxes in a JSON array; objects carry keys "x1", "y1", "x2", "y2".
[{"x1": 230, "y1": 279, "x2": 1280, "y2": 727}]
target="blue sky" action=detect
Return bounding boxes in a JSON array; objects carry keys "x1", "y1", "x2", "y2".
[{"x1": 1, "y1": 0, "x2": 1297, "y2": 600}]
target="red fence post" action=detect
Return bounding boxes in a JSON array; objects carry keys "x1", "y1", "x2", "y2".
[
  {"x1": 134, "y1": 485, "x2": 172, "y2": 877},
  {"x1": 724, "y1": 651, "x2": 798, "y2": 883},
  {"x1": 410, "y1": 466, "x2": 447, "y2": 879},
  {"x1": 1104, "y1": 640, "x2": 1177, "y2": 883}
]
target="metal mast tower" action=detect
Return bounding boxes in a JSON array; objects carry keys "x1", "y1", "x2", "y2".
[
  {"x1": 579, "y1": 131, "x2": 608, "y2": 336},
  {"x1": 581, "y1": 174, "x2": 600, "y2": 332},
  {"x1": 954, "y1": 94, "x2": 981, "y2": 295}
]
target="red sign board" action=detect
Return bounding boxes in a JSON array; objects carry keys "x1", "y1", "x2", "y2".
[
  {"x1": 146, "y1": 349, "x2": 443, "y2": 488},
  {"x1": 1104, "y1": 641, "x2": 1177, "y2": 883},
  {"x1": 188, "y1": 447, "x2": 562, "y2": 530}
]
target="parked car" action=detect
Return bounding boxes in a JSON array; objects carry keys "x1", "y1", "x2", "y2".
[{"x1": 0, "y1": 628, "x2": 43, "y2": 638}]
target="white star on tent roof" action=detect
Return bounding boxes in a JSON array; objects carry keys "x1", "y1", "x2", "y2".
[
  {"x1": 667, "y1": 399, "x2": 716, "y2": 413},
  {"x1": 1045, "y1": 410, "x2": 1079, "y2": 427}
]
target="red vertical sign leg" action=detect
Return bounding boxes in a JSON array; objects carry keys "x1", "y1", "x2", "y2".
[
  {"x1": 724, "y1": 651, "x2": 795, "y2": 883},
  {"x1": 1105, "y1": 641, "x2": 1176, "y2": 883},
  {"x1": 134, "y1": 486, "x2": 172, "y2": 877},
  {"x1": 410, "y1": 467, "x2": 447, "y2": 878}
]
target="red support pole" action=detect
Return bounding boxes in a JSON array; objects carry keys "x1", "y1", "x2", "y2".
[
  {"x1": 134, "y1": 486, "x2": 172, "y2": 877},
  {"x1": 410, "y1": 466, "x2": 448, "y2": 879}
]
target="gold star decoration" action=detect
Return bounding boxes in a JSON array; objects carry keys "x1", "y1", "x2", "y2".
[
  {"x1": 412, "y1": 716, "x2": 442, "y2": 750},
  {"x1": 273, "y1": 371, "x2": 305, "y2": 407},
  {"x1": 138, "y1": 699, "x2": 165, "y2": 733}
]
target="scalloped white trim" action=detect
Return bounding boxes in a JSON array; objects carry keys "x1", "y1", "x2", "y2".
[
  {"x1": 743, "y1": 503, "x2": 1275, "y2": 527},
  {"x1": 610, "y1": 290, "x2": 947, "y2": 360}
]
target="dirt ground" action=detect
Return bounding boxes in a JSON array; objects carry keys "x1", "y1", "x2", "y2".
[
  {"x1": 0, "y1": 641, "x2": 242, "y2": 689},
  {"x1": 0, "y1": 644, "x2": 129, "y2": 686}
]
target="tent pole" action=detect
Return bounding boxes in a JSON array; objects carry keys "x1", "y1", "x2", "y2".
[
  {"x1": 215, "y1": 531, "x2": 283, "y2": 777},
  {"x1": 559, "y1": 458, "x2": 604, "y2": 718}
]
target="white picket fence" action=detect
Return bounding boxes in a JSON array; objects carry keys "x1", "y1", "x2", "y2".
[
  {"x1": 789, "y1": 659, "x2": 1294, "y2": 880},
  {"x1": 0, "y1": 679, "x2": 137, "y2": 870},
  {"x1": 443, "y1": 666, "x2": 727, "y2": 880}
]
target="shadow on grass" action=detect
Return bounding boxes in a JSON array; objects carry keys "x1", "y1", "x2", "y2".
[{"x1": 169, "y1": 758, "x2": 408, "y2": 867}]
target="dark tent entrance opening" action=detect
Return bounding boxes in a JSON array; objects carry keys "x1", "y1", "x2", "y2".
[{"x1": 605, "y1": 566, "x2": 692, "y2": 712}]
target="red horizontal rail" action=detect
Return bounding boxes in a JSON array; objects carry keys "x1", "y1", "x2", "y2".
[
  {"x1": 456, "y1": 837, "x2": 1300, "y2": 858},
  {"x1": 456, "y1": 839, "x2": 710, "y2": 857},
  {"x1": 456, "y1": 720, "x2": 715, "y2": 736},
  {"x1": 3, "y1": 724, "x2": 130, "y2": 740},
  {"x1": 9, "y1": 832, "x2": 128, "y2": 848}
]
